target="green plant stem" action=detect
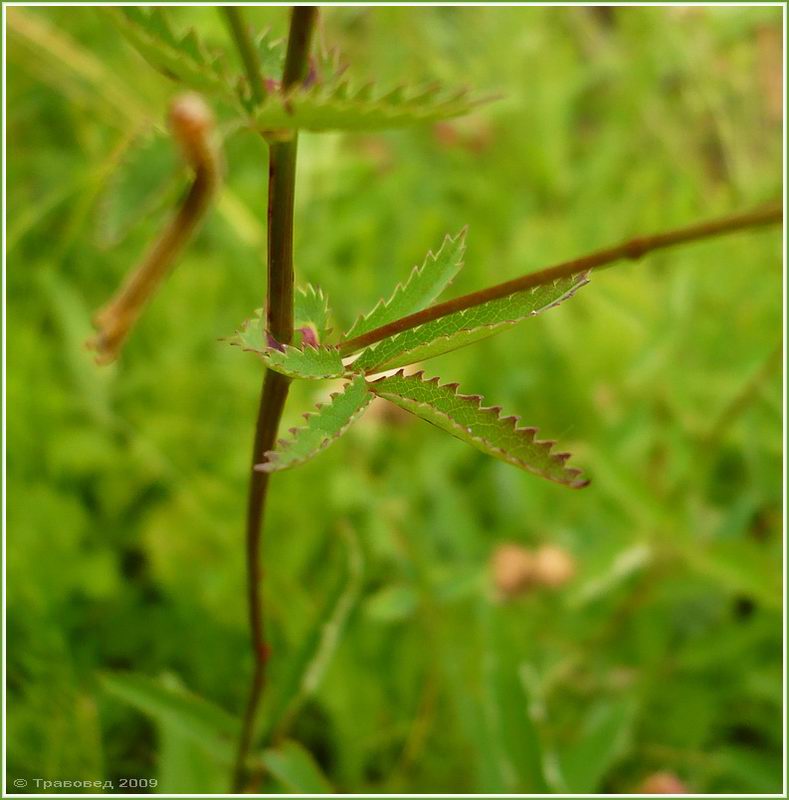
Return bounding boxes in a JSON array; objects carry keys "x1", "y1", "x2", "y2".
[
  {"x1": 232, "y1": 7, "x2": 317, "y2": 794},
  {"x1": 222, "y1": 7, "x2": 267, "y2": 105},
  {"x1": 339, "y1": 203, "x2": 783, "y2": 355}
]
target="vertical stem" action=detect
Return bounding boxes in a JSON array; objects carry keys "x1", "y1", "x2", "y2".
[
  {"x1": 265, "y1": 140, "x2": 297, "y2": 341},
  {"x1": 232, "y1": 7, "x2": 317, "y2": 793}
]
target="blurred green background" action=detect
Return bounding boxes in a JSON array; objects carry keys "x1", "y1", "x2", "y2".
[{"x1": 6, "y1": 5, "x2": 784, "y2": 795}]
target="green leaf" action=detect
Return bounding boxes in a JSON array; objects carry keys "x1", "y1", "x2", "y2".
[
  {"x1": 252, "y1": 82, "x2": 493, "y2": 132},
  {"x1": 229, "y1": 309, "x2": 345, "y2": 379},
  {"x1": 101, "y1": 672, "x2": 237, "y2": 763},
  {"x1": 294, "y1": 284, "x2": 332, "y2": 344},
  {"x1": 558, "y1": 697, "x2": 637, "y2": 792},
  {"x1": 257, "y1": 376, "x2": 372, "y2": 472},
  {"x1": 352, "y1": 274, "x2": 589, "y2": 373},
  {"x1": 255, "y1": 29, "x2": 285, "y2": 82},
  {"x1": 368, "y1": 372, "x2": 588, "y2": 488},
  {"x1": 345, "y1": 228, "x2": 467, "y2": 340},
  {"x1": 364, "y1": 583, "x2": 419, "y2": 622},
  {"x1": 263, "y1": 345, "x2": 346, "y2": 380},
  {"x1": 108, "y1": 8, "x2": 237, "y2": 106},
  {"x1": 478, "y1": 602, "x2": 549, "y2": 792},
  {"x1": 262, "y1": 740, "x2": 333, "y2": 794},
  {"x1": 158, "y1": 718, "x2": 228, "y2": 793}
]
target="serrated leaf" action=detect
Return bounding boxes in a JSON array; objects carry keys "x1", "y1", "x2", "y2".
[
  {"x1": 345, "y1": 229, "x2": 467, "y2": 340},
  {"x1": 351, "y1": 274, "x2": 589, "y2": 373},
  {"x1": 108, "y1": 8, "x2": 237, "y2": 106},
  {"x1": 257, "y1": 375, "x2": 371, "y2": 472},
  {"x1": 252, "y1": 82, "x2": 493, "y2": 132},
  {"x1": 229, "y1": 309, "x2": 345, "y2": 379},
  {"x1": 368, "y1": 372, "x2": 588, "y2": 488},
  {"x1": 264, "y1": 345, "x2": 345, "y2": 379},
  {"x1": 294, "y1": 284, "x2": 331, "y2": 344}
]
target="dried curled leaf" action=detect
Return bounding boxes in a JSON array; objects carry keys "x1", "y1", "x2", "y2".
[
  {"x1": 252, "y1": 82, "x2": 494, "y2": 132},
  {"x1": 109, "y1": 8, "x2": 238, "y2": 106},
  {"x1": 229, "y1": 309, "x2": 345, "y2": 379},
  {"x1": 353, "y1": 273, "x2": 590, "y2": 373},
  {"x1": 345, "y1": 228, "x2": 467, "y2": 340},
  {"x1": 257, "y1": 375, "x2": 372, "y2": 472},
  {"x1": 368, "y1": 371, "x2": 588, "y2": 488}
]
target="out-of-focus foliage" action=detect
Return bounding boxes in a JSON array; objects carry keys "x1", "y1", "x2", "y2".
[{"x1": 6, "y1": 5, "x2": 782, "y2": 794}]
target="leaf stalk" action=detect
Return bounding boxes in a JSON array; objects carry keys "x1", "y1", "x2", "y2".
[{"x1": 339, "y1": 203, "x2": 782, "y2": 355}]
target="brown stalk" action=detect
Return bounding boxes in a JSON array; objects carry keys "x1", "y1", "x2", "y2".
[
  {"x1": 232, "y1": 7, "x2": 318, "y2": 793},
  {"x1": 339, "y1": 203, "x2": 783, "y2": 355}
]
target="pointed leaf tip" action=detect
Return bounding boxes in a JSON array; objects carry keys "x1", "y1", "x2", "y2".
[
  {"x1": 109, "y1": 7, "x2": 236, "y2": 104},
  {"x1": 256, "y1": 375, "x2": 372, "y2": 472},
  {"x1": 353, "y1": 271, "x2": 589, "y2": 373},
  {"x1": 345, "y1": 229, "x2": 468, "y2": 341},
  {"x1": 369, "y1": 371, "x2": 588, "y2": 488}
]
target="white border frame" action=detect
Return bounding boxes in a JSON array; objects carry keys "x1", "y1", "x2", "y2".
[{"x1": 2, "y1": 0, "x2": 789, "y2": 800}]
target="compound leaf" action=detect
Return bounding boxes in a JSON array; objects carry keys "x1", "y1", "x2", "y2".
[
  {"x1": 345, "y1": 228, "x2": 466, "y2": 340},
  {"x1": 257, "y1": 375, "x2": 371, "y2": 472},
  {"x1": 108, "y1": 8, "x2": 237, "y2": 106},
  {"x1": 252, "y1": 82, "x2": 493, "y2": 133},
  {"x1": 229, "y1": 309, "x2": 344, "y2": 379},
  {"x1": 368, "y1": 372, "x2": 588, "y2": 488},
  {"x1": 352, "y1": 273, "x2": 589, "y2": 373}
]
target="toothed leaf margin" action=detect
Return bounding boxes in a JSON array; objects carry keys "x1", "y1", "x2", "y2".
[
  {"x1": 257, "y1": 375, "x2": 372, "y2": 472},
  {"x1": 369, "y1": 371, "x2": 588, "y2": 488},
  {"x1": 252, "y1": 82, "x2": 494, "y2": 133},
  {"x1": 229, "y1": 309, "x2": 345, "y2": 379},
  {"x1": 108, "y1": 8, "x2": 238, "y2": 106},
  {"x1": 354, "y1": 273, "x2": 590, "y2": 373},
  {"x1": 345, "y1": 228, "x2": 467, "y2": 340}
]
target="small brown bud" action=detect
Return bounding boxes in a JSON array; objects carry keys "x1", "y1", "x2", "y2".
[
  {"x1": 636, "y1": 772, "x2": 689, "y2": 794},
  {"x1": 533, "y1": 544, "x2": 576, "y2": 587},
  {"x1": 491, "y1": 543, "x2": 537, "y2": 597}
]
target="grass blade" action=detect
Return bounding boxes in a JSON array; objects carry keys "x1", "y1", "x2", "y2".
[{"x1": 262, "y1": 740, "x2": 334, "y2": 793}]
